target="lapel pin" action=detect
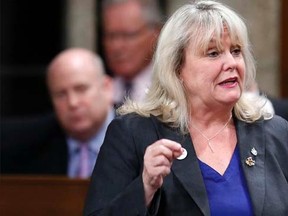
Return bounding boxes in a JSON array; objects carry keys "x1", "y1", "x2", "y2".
[
  {"x1": 177, "y1": 148, "x2": 187, "y2": 160},
  {"x1": 245, "y1": 157, "x2": 255, "y2": 167},
  {"x1": 251, "y1": 147, "x2": 257, "y2": 156}
]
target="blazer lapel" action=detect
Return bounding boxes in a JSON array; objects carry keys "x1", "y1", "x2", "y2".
[
  {"x1": 153, "y1": 118, "x2": 210, "y2": 216},
  {"x1": 236, "y1": 119, "x2": 265, "y2": 216},
  {"x1": 172, "y1": 136, "x2": 210, "y2": 216}
]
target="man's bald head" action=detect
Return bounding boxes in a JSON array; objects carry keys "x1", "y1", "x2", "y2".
[{"x1": 47, "y1": 48, "x2": 113, "y2": 141}]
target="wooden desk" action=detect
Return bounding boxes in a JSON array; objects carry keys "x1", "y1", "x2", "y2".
[{"x1": 0, "y1": 175, "x2": 90, "y2": 216}]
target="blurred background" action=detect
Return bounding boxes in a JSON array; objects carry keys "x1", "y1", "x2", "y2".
[{"x1": 1, "y1": 0, "x2": 287, "y2": 118}]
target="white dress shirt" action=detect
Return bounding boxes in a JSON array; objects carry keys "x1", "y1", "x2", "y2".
[{"x1": 113, "y1": 63, "x2": 153, "y2": 104}]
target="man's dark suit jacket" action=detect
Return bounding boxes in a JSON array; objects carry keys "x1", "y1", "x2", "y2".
[
  {"x1": 0, "y1": 113, "x2": 68, "y2": 175},
  {"x1": 84, "y1": 113, "x2": 288, "y2": 216}
]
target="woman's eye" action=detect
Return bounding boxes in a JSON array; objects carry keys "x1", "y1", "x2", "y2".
[
  {"x1": 207, "y1": 50, "x2": 219, "y2": 58},
  {"x1": 232, "y1": 47, "x2": 241, "y2": 56}
]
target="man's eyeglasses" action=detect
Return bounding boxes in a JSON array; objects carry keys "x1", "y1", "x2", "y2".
[{"x1": 103, "y1": 25, "x2": 149, "y2": 42}]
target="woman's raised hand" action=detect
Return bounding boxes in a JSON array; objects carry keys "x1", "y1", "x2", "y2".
[{"x1": 142, "y1": 139, "x2": 183, "y2": 206}]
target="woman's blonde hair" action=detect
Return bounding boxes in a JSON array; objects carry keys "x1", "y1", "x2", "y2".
[{"x1": 118, "y1": 0, "x2": 272, "y2": 134}]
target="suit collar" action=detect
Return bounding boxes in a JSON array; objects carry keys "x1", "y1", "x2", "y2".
[
  {"x1": 151, "y1": 117, "x2": 210, "y2": 216},
  {"x1": 235, "y1": 118, "x2": 265, "y2": 216},
  {"x1": 172, "y1": 136, "x2": 210, "y2": 216}
]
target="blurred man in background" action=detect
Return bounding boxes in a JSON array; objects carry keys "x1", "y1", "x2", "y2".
[
  {"x1": 1, "y1": 48, "x2": 115, "y2": 178},
  {"x1": 101, "y1": 0, "x2": 164, "y2": 105}
]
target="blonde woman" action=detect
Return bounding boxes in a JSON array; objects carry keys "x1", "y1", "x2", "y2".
[{"x1": 84, "y1": 1, "x2": 288, "y2": 215}]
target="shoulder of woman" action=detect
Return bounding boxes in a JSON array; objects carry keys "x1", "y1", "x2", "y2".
[
  {"x1": 264, "y1": 114, "x2": 288, "y2": 129},
  {"x1": 261, "y1": 115, "x2": 288, "y2": 145},
  {"x1": 235, "y1": 115, "x2": 288, "y2": 138}
]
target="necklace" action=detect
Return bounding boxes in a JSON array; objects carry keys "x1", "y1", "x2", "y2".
[{"x1": 191, "y1": 115, "x2": 232, "y2": 153}]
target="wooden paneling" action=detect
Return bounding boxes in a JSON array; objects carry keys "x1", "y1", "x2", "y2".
[
  {"x1": 280, "y1": 0, "x2": 288, "y2": 97},
  {"x1": 0, "y1": 175, "x2": 90, "y2": 216}
]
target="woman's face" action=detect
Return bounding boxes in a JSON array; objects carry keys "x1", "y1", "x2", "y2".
[{"x1": 180, "y1": 30, "x2": 245, "y2": 109}]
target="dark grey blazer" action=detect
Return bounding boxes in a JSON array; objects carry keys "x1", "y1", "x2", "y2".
[
  {"x1": 84, "y1": 113, "x2": 288, "y2": 216},
  {"x1": 1, "y1": 113, "x2": 68, "y2": 175}
]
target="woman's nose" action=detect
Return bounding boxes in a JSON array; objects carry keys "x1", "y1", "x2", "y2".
[{"x1": 223, "y1": 52, "x2": 237, "y2": 72}]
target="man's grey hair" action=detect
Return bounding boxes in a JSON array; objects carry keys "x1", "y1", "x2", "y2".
[{"x1": 101, "y1": 0, "x2": 165, "y2": 26}]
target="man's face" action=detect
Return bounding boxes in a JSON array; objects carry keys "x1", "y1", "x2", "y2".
[
  {"x1": 103, "y1": 1, "x2": 159, "y2": 80},
  {"x1": 48, "y1": 56, "x2": 112, "y2": 140}
]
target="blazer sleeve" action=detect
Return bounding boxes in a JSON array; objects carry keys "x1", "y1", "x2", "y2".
[{"x1": 83, "y1": 115, "x2": 159, "y2": 216}]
